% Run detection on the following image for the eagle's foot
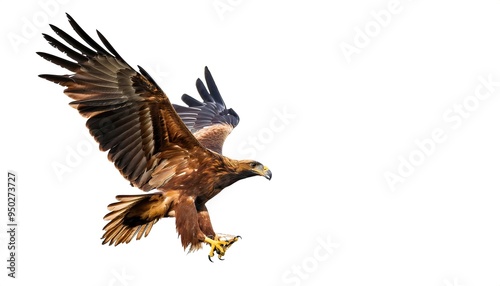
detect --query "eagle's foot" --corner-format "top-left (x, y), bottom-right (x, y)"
top-left (205, 233), bottom-right (241, 262)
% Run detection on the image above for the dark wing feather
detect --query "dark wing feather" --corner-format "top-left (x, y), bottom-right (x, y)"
top-left (38, 13), bottom-right (202, 191)
top-left (173, 67), bottom-right (240, 154)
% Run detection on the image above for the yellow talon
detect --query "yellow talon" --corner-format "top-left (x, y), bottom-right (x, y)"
top-left (204, 234), bottom-right (240, 262)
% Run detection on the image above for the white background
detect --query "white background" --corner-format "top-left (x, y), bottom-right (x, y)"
top-left (2, 0), bottom-right (500, 285)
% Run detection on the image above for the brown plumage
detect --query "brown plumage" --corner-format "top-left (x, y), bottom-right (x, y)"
top-left (38, 14), bottom-right (271, 256)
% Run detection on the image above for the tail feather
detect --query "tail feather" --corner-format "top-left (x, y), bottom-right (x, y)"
top-left (102, 191), bottom-right (178, 246)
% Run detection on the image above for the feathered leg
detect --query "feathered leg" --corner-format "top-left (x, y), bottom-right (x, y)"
top-left (197, 204), bottom-right (215, 238)
top-left (196, 203), bottom-right (240, 261)
top-left (176, 198), bottom-right (239, 261)
top-left (175, 196), bottom-right (207, 250)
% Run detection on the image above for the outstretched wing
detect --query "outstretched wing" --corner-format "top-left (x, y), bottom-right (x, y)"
top-left (38, 13), bottom-right (203, 191)
top-left (173, 67), bottom-right (239, 154)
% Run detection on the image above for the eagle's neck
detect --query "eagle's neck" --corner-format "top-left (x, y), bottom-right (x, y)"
top-left (217, 157), bottom-right (256, 189)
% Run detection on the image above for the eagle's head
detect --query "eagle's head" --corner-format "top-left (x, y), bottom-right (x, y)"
top-left (237, 160), bottom-right (272, 180)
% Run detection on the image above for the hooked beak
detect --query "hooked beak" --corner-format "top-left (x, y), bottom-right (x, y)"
top-left (263, 166), bottom-right (272, 180)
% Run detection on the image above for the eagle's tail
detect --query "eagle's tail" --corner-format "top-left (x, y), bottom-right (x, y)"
top-left (101, 191), bottom-right (178, 246)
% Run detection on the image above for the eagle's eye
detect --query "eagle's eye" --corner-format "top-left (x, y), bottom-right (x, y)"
top-left (250, 162), bottom-right (258, 169)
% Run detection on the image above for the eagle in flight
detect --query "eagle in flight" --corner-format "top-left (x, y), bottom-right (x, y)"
top-left (38, 13), bottom-right (272, 261)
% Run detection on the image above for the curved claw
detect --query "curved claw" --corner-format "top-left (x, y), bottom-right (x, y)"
top-left (204, 234), bottom-right (240, 262)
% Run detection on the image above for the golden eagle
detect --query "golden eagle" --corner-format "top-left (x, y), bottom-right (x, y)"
top-left (38, 14), bottom-right (271, 261)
